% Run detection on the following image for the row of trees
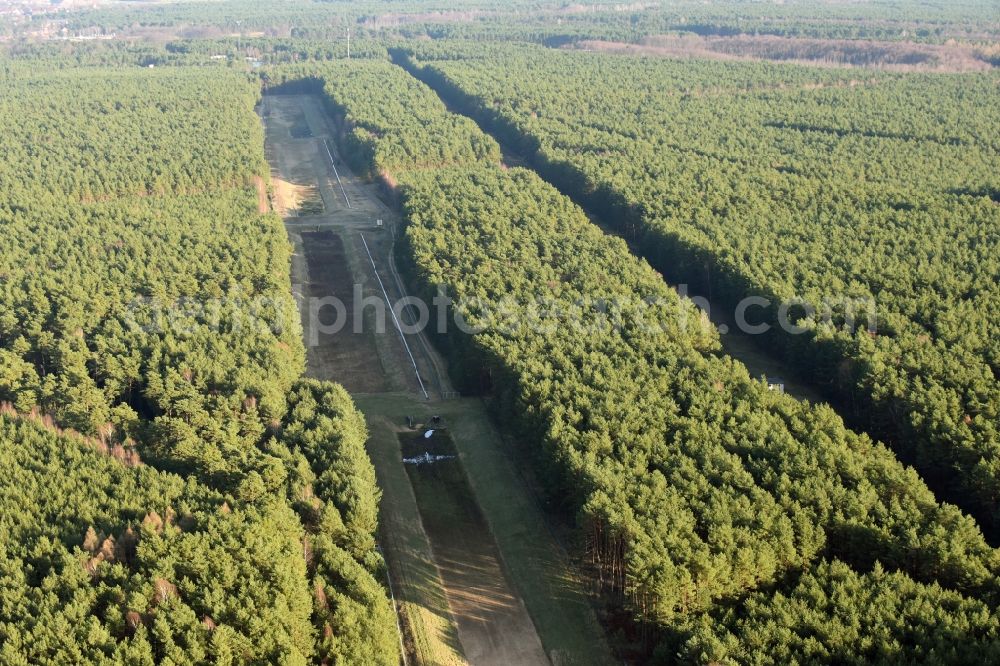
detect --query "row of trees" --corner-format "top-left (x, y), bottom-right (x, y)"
top-left (307, 60), bottom-right (1000, 660)
top-left (18, 0), bottom-right (547, 42)
top-left (2, 38), bottom-right (392, 70)
top-left (0, 64), bottom-right (396, 663)
top-left (419, 1), bottom-right (1000, 46)
top-left (10, 1), bottom-right (993, 71)
top-left (399, 42), bottom-right (1000, 533)
top-left (8, 0), bottom-right (996, 57)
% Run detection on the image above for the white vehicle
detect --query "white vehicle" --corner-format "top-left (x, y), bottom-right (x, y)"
top-left (402, 452), bottom-right (456, 465)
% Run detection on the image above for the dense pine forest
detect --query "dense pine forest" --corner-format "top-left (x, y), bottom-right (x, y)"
top-left (284, 58), bottom-right (1000, 662)
top-left (0, 64), bottom-right (397, 664)
top-left (1, 0), bottom-right (998, 664)
top-left (395, 42), bottom-right (1000, 534)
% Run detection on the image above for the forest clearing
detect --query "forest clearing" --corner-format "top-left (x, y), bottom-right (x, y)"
top-left (264, 91), bottom-right (613, 665)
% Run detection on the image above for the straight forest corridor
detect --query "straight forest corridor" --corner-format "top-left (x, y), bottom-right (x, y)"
top-left (262, 92), bottom-right (615, 666)
top-left (391, 54), bottom-right (827, 406)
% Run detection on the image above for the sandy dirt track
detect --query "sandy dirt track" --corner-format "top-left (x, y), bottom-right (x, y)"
top-left (263, 94), bottom-right (551, 666)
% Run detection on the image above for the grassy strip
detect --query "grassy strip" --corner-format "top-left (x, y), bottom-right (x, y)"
top-left (423, 396), bottom-right (617, 666)
top-left (357, 395), bottom-right (468, 666)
